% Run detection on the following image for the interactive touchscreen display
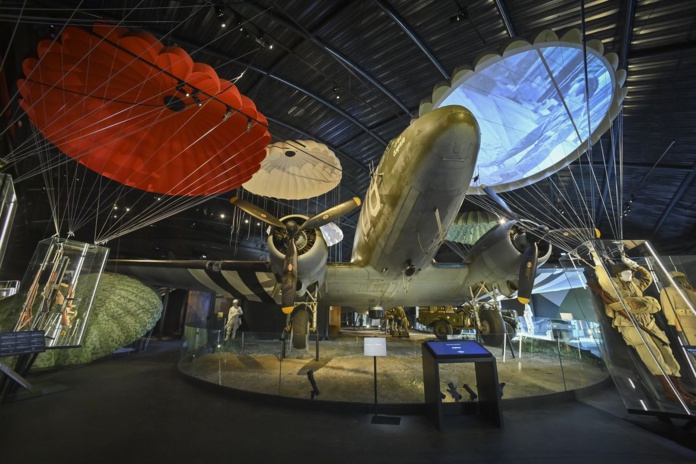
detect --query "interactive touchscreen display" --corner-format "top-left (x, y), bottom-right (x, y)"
top-left (425, 340), bottom-right (492, 358)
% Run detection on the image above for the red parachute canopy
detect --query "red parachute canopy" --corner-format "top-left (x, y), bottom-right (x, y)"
top-left (18, 23), bottom-right (270, 196)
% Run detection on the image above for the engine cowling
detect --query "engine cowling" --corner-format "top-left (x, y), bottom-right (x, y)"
top-left (463, 220), bottom-right (552, 298)
top-left (267, 215), bottom-right (328, 298)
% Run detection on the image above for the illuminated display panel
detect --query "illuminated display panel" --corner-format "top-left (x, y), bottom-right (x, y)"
top-left (433, 42), bottom-right (618, 193)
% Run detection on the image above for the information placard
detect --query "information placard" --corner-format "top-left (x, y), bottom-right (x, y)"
top-left (364, 337), bottom-right (387, 357)
top-left (0, 330), bottom-right (46, 357)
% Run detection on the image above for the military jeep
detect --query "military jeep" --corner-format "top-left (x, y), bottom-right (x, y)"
top-left (417, 304), bottom-right (518, 347)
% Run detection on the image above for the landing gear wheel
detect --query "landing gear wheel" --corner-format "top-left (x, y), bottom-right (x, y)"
top-left (291, 308), bottom-right (309, 349)
top-left (479, 310), bottom-right (505, 347)
top-left (432, 320), bottom-right (453, 340)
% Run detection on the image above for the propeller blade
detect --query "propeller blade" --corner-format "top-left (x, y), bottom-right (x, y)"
top-left (517, 242), bottom-right (538, 304)
top-left (300, 197), bottom-right (361, 231)
top-left (482, 185), bottom-right (518, 219)
top-left (281, 238), bottom-right (298, 313)
top-left (230, 197), bottom-right (285, 229)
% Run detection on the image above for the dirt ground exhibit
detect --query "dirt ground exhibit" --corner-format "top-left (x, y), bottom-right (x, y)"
top-left (183, 329), bottom-right (608, 404)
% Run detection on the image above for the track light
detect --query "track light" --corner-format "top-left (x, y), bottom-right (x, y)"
top-left (192, 89), bottom-right (202, 106)
top-left (214, 5), bottom-right (226, 27)
top-left (450, 5), bottom-right (468, 23)
top-left (253, 34), bottom-right (273, 49)
top-left (176, 81), bottom-right (190, 98)
top-left (333, 86), bottom-right (340, 100)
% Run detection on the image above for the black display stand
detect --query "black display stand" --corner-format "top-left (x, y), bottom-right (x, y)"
top-left (422, 340), bottom-right (503, 430)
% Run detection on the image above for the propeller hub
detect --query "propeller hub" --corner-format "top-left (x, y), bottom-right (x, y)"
top-left (286, 220), bottom-right (299, 237)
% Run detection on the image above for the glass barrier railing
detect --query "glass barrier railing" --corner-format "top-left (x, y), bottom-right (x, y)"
top-left (178, 317), bottom-right (608, 404)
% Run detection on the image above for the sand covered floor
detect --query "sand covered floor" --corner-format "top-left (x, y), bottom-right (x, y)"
top-left (183, 329), bottom-right (608, 404)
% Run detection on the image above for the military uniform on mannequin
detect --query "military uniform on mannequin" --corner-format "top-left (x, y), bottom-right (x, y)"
top-left (660, 271), bottom-right (696, 346)
top-left (384, 306), bottom-right (410, 337)
top-left (589, 252), bottom-right (696, 405)
top-left (224, 299), bottom-right (243, 341)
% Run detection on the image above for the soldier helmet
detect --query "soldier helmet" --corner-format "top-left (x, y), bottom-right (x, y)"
top-left (233, 299), bottom-right (239, 304)
top-left (610, 262), bottom-right (631, 276)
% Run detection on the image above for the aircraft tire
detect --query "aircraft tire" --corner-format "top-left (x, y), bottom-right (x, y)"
top-left (292, 308), bottom-right (309, 349)
top-left (432, 320), bottom-right (453, 340)
top-left (479, 310), bottom-right (504, 347)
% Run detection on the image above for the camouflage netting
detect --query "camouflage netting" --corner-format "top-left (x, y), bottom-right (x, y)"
top-left (0, 273), bottom-right (162, 367)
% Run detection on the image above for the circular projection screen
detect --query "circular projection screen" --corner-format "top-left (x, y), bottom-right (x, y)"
top-left (420, 29), bottom-right (626, 194)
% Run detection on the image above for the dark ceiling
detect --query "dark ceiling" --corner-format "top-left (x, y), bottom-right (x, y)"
top-left (1, 0), bottom-right (695, 278)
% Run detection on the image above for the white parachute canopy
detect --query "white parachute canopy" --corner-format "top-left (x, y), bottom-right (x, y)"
top-left (243, 140), bottom-right (342, 200)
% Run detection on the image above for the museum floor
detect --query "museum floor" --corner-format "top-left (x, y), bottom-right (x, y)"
top-left (0, 338), bottom-right (695, 464)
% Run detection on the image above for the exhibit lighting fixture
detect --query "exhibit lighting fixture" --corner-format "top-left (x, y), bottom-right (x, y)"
top-left (244, 219), bottom-right (249, 224)
top-left (246, 118), bottom-right (252, 132)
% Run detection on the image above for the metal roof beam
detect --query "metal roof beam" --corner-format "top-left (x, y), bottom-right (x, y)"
top-left (649, 162), bottom-right (696, 240)
top-left (494, 0), bottom-right (516, 37)
top-left (374, 0), bottom-right (449, 80)
top-left (241, 2), bottom-right (412, 116)
top-left (37, 1), bottom-right (389, 149)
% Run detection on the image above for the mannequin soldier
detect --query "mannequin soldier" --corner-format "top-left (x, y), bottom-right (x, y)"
top-left (224, 299), bottom-right (243, 341)
top-left (660, 271), bottom-right (696, 345)
top-left (589, 253), bottom-right (696, 405)
top-left (384, 306), bottom-right (410, 337)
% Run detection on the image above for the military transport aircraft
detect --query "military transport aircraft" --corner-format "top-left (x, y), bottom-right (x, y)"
top-left (109, 105), bottom-right (592, 348)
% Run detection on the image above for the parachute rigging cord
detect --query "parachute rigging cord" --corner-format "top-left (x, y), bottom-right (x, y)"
top-left (461, 2), bottom-right (631, 259)
top-left (0, 3), bottom-right (291, 245)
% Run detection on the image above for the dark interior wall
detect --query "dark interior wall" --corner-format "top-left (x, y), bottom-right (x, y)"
top-left (238, 302), bottom-right (331, 338)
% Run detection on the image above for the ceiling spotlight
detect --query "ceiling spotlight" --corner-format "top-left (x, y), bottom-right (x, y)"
top-left (333, 86), bottom-right (340, 100)
top-left (244, 219), bottom-right (249, 224)
top-left (450, 5), bottom-right (468, 23)
top-left (220, 213), bottom-right (226, 219)
top-left (253, 34), bottom-right (273, 50)
top-left (192, 90), bottom-right (202, 106)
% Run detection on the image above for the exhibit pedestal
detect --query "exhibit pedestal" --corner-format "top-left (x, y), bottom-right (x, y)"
top-left (422, 340), bottom-right (503, 430)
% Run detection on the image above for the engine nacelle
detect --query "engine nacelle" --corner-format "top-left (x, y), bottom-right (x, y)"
top-left (267, 215), bottom-right (328, 298)
top-left (463, 220), bottom-right (552, 298)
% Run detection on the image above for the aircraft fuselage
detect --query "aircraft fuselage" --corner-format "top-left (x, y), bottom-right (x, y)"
top-left (350, 105), bottom-right (480, 279)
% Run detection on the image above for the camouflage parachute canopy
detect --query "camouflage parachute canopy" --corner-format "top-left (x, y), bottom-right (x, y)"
top-left (445, 211), bottom-right (500, 245)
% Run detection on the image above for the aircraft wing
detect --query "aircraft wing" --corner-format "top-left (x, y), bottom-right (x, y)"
top-left (108, 258), bottom-right (473, 308)
top-left (106, 259), bottom-right (279, 304)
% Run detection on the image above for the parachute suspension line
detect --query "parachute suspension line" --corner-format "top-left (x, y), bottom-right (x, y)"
top-left (599, 118), bottom-right (623, 241)
top-left (38, 131), bottom-right (61, 237)
top-left (92, 119), bottom-right (251, 243)
top-left (579, 0), bottom-right (596, 226)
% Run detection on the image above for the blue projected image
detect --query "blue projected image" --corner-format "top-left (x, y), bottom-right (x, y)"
top-left (438, 44), bottom-right (615, 192)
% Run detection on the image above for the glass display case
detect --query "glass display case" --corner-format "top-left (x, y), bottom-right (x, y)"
top-left (561, 239), bottom-right (696, 417)
top-left (13, 237), bottom-right (109, 348)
